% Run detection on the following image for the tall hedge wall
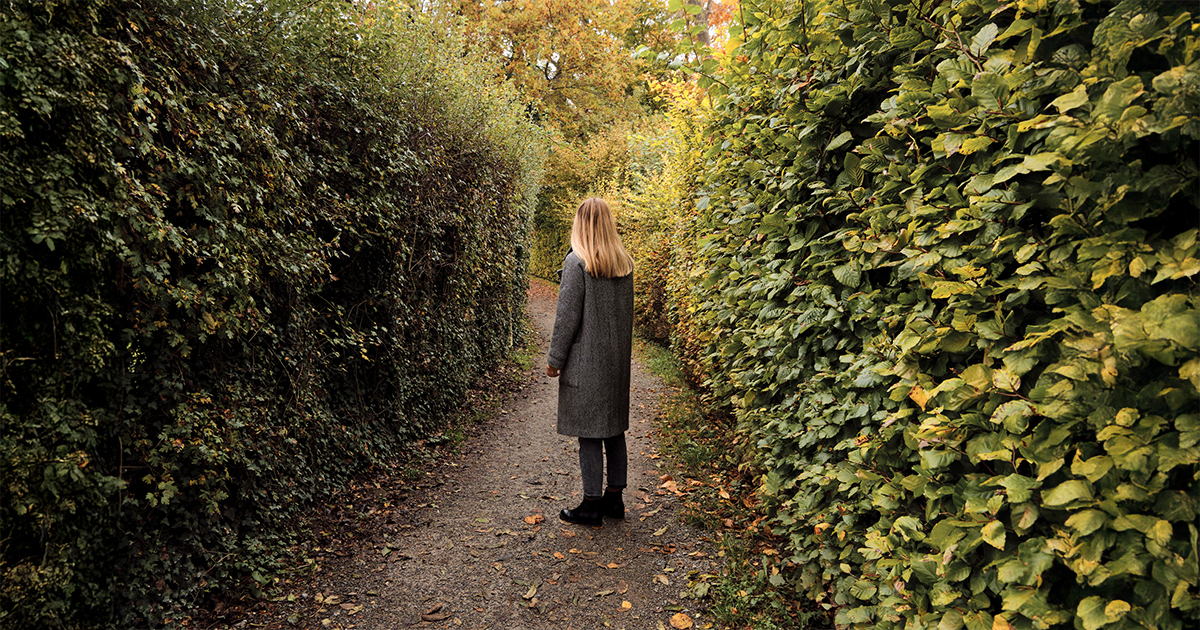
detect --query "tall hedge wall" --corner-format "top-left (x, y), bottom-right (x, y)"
top-left (685, 0), bottom-right (1198, 627)
top-left (0, 1), bottom-right (544, 627)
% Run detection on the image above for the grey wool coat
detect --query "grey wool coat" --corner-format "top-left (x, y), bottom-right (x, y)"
top-left (548, 251), bottom-right (634, 439)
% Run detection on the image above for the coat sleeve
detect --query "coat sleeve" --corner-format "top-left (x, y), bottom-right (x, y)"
top-left (548, 256), bottom-right (585, 370)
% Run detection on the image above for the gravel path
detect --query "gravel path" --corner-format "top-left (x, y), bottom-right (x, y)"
top-left (227, 278), bottom-right (714, 630)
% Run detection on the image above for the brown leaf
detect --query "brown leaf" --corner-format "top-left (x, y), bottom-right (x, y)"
top-left (424, 603), bottom-right (444, 615)
top-left (653, 574), bottom-right (670, 585)
top-left (553, 552), bottom-right (565, 560)
top-left (421, 611), bottom-right (452, 622)
top-left (524, 514), bottom-right (545, 525)
top-left (619, 600), bottom-right (632, 612)
top-left (616, 580), bottom-right (628, 594)
top-left (670, 612), bottom-right (694, 629)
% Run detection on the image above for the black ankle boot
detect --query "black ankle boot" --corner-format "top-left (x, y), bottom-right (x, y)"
top-left (560, 497), bottom-right (604, 526)
top-left (602, 490), bottom-right (625, 520)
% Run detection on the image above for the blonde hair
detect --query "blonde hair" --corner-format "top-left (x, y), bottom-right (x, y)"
top-left (570, 198), bottom-right (634, 278)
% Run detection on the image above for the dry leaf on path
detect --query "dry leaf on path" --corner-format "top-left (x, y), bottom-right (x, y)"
top-left (421, 602), bottom-right (451, 622)
top-left (522, 584), bottom-right (538, 600)
top-left (619, 600), bottom-right (632, 611)
top-left (617, 580), bottom-right (628, 594)
top-left (670, 612), bottom-right (694, 628)
top-left (553, 552), bottom-right (565, 560)
top-left (524, 514), bottom-right (544, 525)
top-left (653, 574), bottom-right (670, 585)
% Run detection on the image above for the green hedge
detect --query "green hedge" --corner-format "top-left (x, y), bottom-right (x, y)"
top-left (686, 0), bottom-right (1198, 627)
top-left (0, 1), bottom-right (543, 627)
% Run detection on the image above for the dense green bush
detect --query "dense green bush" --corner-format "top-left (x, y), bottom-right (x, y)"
top-left (677, 0), bottom-right (1198, 627)
top-left (0, 1), bottom-right (543, 626)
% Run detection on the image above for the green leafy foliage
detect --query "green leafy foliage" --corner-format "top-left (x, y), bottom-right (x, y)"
top-left (0, 1), bottom-right (544, 627)
top-left (671, 0), bottom-right (1199, 627)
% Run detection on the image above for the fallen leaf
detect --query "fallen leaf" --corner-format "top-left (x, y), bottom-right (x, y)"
top-left (424, 603), bottom-right (444, 615)
top-left (722, 518), bottom-right (734, 528)
top-left (421, 611), bottom-right (451, 622)
top-left (522, 584), bottom-right (538, 600)
top-left (603, 562), bottom-right (627, 569)
top-left (617, 580), bottom-right (628, 594)
top-left (553, 552), bottom-right (565, 560)
top-left (653, 526), bottom-right (668, 536)
top-left (670, 612), bottom-right (694, 629)
top-left (524, 514), bottom-right (545, 525)
top-left (718, 488), bottom-right (730, 500)
top-left (596, 589), bottom-right (615, 597)
top-left (653, 574), bottom-right (670, 585)
top-left (620, 600), bottom-right (632, 612)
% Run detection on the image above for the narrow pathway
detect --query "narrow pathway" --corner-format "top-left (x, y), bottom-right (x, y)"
top-left (235, 279), bottom-right (714, 630)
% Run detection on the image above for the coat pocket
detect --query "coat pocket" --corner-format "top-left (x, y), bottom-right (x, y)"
top-left (561, 342), bottom-right (585, 388)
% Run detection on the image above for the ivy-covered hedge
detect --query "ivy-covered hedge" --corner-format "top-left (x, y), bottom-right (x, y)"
top-left (684, 0), bottom-right (1198, 627)
top-left (0, 1), bottom-right (543, 627)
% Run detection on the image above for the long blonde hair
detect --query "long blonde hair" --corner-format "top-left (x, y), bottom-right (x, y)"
top-left (570, 198), bottom-right (634, 278)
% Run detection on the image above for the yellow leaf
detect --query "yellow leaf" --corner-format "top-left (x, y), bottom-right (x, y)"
top-left (909, 385), bottom-right (930, 410)
top-left (670, 612), bottom-right (695, 629)
top-left (619, 600), bottom-right (632, 611)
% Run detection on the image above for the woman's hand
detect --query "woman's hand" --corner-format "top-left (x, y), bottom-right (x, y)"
top-left (546, 366), bottom-right (560, 377)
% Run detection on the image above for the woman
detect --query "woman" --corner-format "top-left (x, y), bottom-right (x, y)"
top-left (546, 198), bottom-right (635, 527)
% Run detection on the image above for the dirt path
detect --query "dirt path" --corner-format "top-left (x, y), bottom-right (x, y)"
top-left (227, 279), bottom-right (714, 630)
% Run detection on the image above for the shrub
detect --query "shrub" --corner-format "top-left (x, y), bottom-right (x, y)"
top-left (0, 1), bottom-right (543, 626)
top-left (681, 0), bottom-right (1199, 627)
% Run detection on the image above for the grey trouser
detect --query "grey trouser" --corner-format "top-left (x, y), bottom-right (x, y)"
top-left (578, 434), bottom-right (627, 499)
